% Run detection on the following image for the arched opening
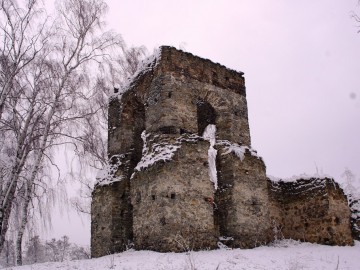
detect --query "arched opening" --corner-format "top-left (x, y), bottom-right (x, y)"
top-left (197, 99), bottom-right (216, 136)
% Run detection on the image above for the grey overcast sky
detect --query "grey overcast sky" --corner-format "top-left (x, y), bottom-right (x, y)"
top-left (105, 0), bottom-right (360, 180)
top-left (52, 0), bottom-right (360, 245)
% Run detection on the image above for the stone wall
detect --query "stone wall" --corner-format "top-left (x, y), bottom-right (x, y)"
top-left (216, 147), bottom-right (272, 248)
top-left (268, 178), bottom-right (353, 246)
top-left (143, 46), bottom-right (251, 145)
top-left (91, 46), bottom-right (355, 257)
top-left (91, 180), bottom-right (132, 257)
top-left (131, 134), bottom-right (218, 251)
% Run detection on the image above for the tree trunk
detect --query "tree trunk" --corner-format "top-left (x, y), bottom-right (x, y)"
top-left (15, 180), bottom-right (33, 266)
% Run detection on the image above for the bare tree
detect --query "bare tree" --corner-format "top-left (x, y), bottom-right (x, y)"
top-left (341, 168), bottom-right (360, 240)
top-left (353, 1), bottom-right (360, 32)
top-left (0, 239), bottom-right (15, 266)
top-left (24, 235), bottom-right (45, 264)
top-left (0, 0), bottom-right (123, 265)
top-left (0, 0), bottom-right (48, 121)
top-left (0, 0), bottom-right (50, 261)
top-left (45, 236), bottom-right (72, 262)
top-left (70, 44), bottom-right (148, 215)
top-left (353, 13), bottom-right (360, 32)
top-left (24, 235), bottom-right (88, 263)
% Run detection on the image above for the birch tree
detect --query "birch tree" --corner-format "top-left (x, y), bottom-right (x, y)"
top-left (0, 0), bottom-right (47, 121)
top-left (0, 0), bottom-right (123, 265)
top-left (0, 0), bottom-right (50, 259)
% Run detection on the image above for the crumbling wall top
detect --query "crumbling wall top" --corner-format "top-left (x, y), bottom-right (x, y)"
top-left (157, 46), bottom-right (246, 96)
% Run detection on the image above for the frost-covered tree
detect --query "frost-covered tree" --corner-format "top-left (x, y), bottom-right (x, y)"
top-left (45, 236), bottom-right (71, 262)
top-left (24, 236), bottom-right (46, 264)
top-left (0, 239), bottom-right (15, 267)
top-left (0, 0), bottom-right (52, 261)
top-left (341, 168), bottom-right (360, 240)
top-left (0, 0), bottom-right (126, 265)
top-left (69, 244), bottom-right (90, 260)
top-left (57, 235), bottom-right (71, 262)
top-left (23, 235), bottom-right (88, 264)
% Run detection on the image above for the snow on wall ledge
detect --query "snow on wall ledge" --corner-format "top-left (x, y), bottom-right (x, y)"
top-left (133, 131), bottom-right (181, 173)
top-left (131, 132), bottom-right (203, 171)
top-left (109, 48), bottom-right (162, 101)
top-left (95, 154), bottom-right (124, 186)
top-left (268, 173), bottom-right (334, 183)
top-left (217, 139), bottom-right (262, 161)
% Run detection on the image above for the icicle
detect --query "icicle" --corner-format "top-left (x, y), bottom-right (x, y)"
top-left (203, 124), bottom-right (218, 190)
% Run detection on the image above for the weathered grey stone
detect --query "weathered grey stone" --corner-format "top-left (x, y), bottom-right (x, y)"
top-left (131, 135), bottom-right (218, 252)
top-left (268, 178), bottom-right (353, 246)
top-left (91, 46), bottom-right (354, 258)
top-left (91, 180), bottom-right (133, 257)
top-left (216, 148), bottom-right (272, 248)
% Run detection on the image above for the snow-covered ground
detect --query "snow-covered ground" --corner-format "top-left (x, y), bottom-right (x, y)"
top-left (5, 240), bottom-right (359, 270)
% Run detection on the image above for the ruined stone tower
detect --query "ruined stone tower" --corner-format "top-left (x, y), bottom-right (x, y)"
top-left (91, 46), bottom-right (354, 258)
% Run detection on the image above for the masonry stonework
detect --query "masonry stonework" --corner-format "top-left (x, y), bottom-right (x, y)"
top-left (268, 178), bottom-right (353, 245)
top-left (91, 46), bottom-right (354, 257)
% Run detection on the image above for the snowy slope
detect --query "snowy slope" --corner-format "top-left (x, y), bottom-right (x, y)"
top-left (5, 240), bottom-right (360, 270)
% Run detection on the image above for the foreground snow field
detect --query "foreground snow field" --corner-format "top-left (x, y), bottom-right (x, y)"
top-left (5, 240), bottom-right (360, 270)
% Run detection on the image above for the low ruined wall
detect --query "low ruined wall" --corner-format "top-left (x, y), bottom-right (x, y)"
top-left (268, 178), bottom-right (353, 246)
top-left (157, 46), bottom-right (246, 97)
top-left (91, 180), bottom-right (133, 257)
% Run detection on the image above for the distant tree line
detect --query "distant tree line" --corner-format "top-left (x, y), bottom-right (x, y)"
top-left (0, 235), bottom-right (89, 267)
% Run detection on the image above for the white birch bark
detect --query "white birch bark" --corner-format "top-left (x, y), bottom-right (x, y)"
top-left (4, 0), bottom-right (123, 262)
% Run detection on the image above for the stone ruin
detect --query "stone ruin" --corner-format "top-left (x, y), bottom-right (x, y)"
top-left (91, 46), bottom-right (355, 258)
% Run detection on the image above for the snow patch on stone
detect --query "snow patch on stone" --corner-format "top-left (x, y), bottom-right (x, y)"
top-left (110, 48), bottom-right (162, 101)
top-left (268, 173), bottom-right (334, 183)
top-left (96, 154), bottom-right (124, 186)
top-left (219, 236), bottom-right (234, 241)
top-left (203, 124), bottom-right (218, 190)
top-left (217, 140), bottom-right (260, 161)
top-left (268, 175), bottom-right (340, 197)
top-left (134, 131), bottom-right (181, 172)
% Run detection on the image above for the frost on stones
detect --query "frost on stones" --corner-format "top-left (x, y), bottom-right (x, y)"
top-left (133, 131), bottom-right (181, 173)
top-left (218, 140), bottom-right (261, 162)
top-left (109, 48), bottom-right (162, 101)
top-left (95, 154), bottom-right (124, 186)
